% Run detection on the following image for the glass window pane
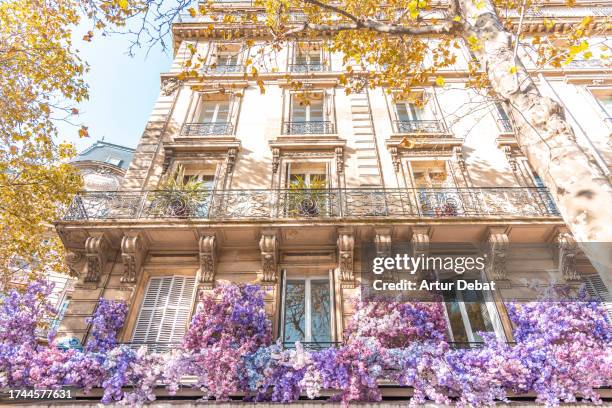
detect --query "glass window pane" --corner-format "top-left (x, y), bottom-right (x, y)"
top-left (283, 281), bottom-right (306, 343)
top-left (310, 280), bottom-right (331, 343)
top-left (444, 302), bottom-right (469, 343)
top-left (396, 103), bottom-right (411, 121)
top-left (292, 101), bottom-right (307, 121)
top-left (309, 100), bottom-right (324, 121)
top-left (216, 101), bottom-right (230, 122)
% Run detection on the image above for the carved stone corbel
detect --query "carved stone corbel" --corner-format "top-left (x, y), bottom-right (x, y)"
top-left (335, 147), bottom-right (345, 174)
top-left (411, 227), bottom-right (430, 275)
top-left (120, 231), bottom-right (148, 283)
top-left (64, 251), bottom-right (83, 276)
top-left (259, 231), bottom-right (278, 283)
top-left (161, 77), bottom-right (182, 96)
top-left (556, 229), bottom-right (579, 281)
top-left (453, 146), bottom-right (466, 172)
top-left (389, 147), bottom-right (401, 172)
top-left (375, 228), bottom-right (393, 281)
top-left (226, 148), bottom-right (238, 174)
top-left (84, 234), bottom-right (109, 283)
top-left (485, 227), bottom-right (510, 281)
top-left (503, 146), bottom-right (518, 172)
top-left (198, 235), bottom-right (217, 289)
top-left (272, 148), bottom-right (280, 174)
top-left (337, 229), bottom-right (355, 286)
top-left (411, 227), bottom-right (430, 258)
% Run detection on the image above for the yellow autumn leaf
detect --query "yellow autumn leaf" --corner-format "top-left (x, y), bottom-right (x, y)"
top-left (543, 19), bottom-right (554, 30)
top-left (435, 76), bottom-right (445, 86)
top-left (118, 0), bottom-right (128, 10)
top-left (188, 7), bottom-right (196, 18)
top-left (509, 66), bottom-right (517, 74)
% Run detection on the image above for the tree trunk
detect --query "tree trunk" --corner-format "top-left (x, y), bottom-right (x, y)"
top-left (458, 0), bottom-right (612, 290)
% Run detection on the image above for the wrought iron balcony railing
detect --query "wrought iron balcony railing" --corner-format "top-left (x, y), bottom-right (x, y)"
top-left (62, 187), bottom-right (560, 221)
top-left (181, 122), bottom-right (234, 136)
top-left (289, 63), bottom-right (328, 72)
top-left (394, 120), bottom-right (447, 134)
top-left (497, 118), bottom-right (513, 133)
top-left (283, 120), bottom-right (335, 134)
top-left (208, 64), bottom-right (243, 74)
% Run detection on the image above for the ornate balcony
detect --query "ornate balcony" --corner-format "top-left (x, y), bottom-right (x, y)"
top-left (62, 187), bottom-right (560, 221)
top-left (289, 63), bottom-right (328, 72)
top-left (282, 120), bottom-right (335, 134)
top-left (394, 120), bottom-right (447, 134)
top-left (208, 64), bottom-right (243, 74)
top-left (181, 122), bottom-right (234, 136)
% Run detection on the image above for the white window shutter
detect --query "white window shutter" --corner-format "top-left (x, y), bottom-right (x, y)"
top-left (583, 274), bottom-right (612, 322)
top-left (132, 276), bottom-right (196, 344)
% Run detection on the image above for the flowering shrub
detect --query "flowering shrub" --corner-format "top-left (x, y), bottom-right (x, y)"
top-left (1, 280), bottom-right (610, 407)
top-left (86, 299), bottom-right (128, 352)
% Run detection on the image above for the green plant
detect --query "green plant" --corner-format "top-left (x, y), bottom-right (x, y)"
top-left (287, 176), bottom-right (328, 217)
top-left (149, 165), bottom-right (210, 217)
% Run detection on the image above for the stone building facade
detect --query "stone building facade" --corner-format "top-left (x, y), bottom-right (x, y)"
top-left (55, 0), bottom-right (611, 360)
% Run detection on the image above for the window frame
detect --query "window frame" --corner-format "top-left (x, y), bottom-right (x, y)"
top-left (279, 269), bottom-right (336, 345)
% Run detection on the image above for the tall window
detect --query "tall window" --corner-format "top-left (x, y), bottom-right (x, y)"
top-left (442, 284), bottom-right (503, 344)
top-left (286, 92), bottom-right (332, 134)
top-left (132, 276), bottom-right (196, 345)
top-left (210, 44), bottom-right (242, 73)
top-left (183, 97), bottom-right (233, 136)
top-left (286, 162), bottom-right (329, 216)
top-left (281, 273), bottom-right (333, 346)
top-left (291, 43), bottom-right (325, 72)
top-left (196, 100), bottom-right (230, 123)
top-left (410, 161), bottom-right (460, 216)
top-left (393, 98), bottom-right (444, 133)
top-left (396, 101), bottom-right (423, 122)
top-left (182, 171), bottom-right (216, 190)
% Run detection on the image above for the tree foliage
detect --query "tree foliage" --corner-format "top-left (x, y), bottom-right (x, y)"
top-left (0, 0), bottom-right (85, 284)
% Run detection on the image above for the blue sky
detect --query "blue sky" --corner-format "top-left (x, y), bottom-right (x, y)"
top-left (59, 24), bottom-right (173, 153)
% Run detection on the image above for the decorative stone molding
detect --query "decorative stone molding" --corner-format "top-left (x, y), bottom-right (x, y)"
top-left (502, 146), bottom-right (519, 172)
top-left (337, 229), bottom-right (355, 287)
top-left (375, 228), bottom-right (393, 281)
top-left (555, 229), bottom-right (579, 281)
top-left (389, 147), bottom-right (401, 172)
top-left (198, 234), bottom-right (217, 289)
top-left (335, 147), bottom-right (345, 174)
top-left (411, 227), bottom-right (430, 258)
top-left (374, 229), bottom-right (392, 258)
top-left (64, 251), bottom-right (83, 276)
top-left (259, 231), bottom-right (279, 283)
top-left (161, 77), bottom-right (182, 96)
top-left (485, 227), bottom-right (510, 281)
top-left (226, 147), bottom-right (238, 174)
top-left (84, 234), bottom-right (109, 283)
top-left (272, 148), bottom-right (280, 174)
top-left (120, 231), bottom-right (147, 284)
top-left (453, 146), bottom-right (466, 172)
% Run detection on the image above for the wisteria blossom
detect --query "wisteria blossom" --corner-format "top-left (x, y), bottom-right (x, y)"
top-left (0, 280), bottom-right (610, 406)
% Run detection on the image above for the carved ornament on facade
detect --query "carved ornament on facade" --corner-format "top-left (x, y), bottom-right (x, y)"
top-left (375, 228), bottom-right (393, 281)
top-left (226, 147), bottom-right (238, 174)
top-left (556, 229), bottom-right (579, 281)
top-left (485, 227), bottom-right (510, 281)
top-left (411, 227), bottom-right (430, 258)
top-left (335, 147), bottom-right (345, 174)
top-left (161, 77), bottom-right (182, 96)
top-left (502, 146), bottom-right (519, 172)
top-left (272, 148), bottom-right (280, 174)
top-left (198, 235), bottom-right (217, 289)
top-left (337, 229), bottom-right (355, 286)
top-left (84, 234), bottom-right (109, 283)
top-left (120, 231), bottom-right (148, 284)
top-left (64, 251), bottom-right (83, 276)
top-left (389, 147), bottom-right (401, 172)
top-left (453, 146), bottom-right (466, 172)
top-left (259, 231), bottom-right (279, 283)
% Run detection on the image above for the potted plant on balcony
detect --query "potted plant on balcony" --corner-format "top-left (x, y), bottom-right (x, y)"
top-left (148, 165), bottom-right (209, 217)
top-left (287, 176), bottom-right (327, 217)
